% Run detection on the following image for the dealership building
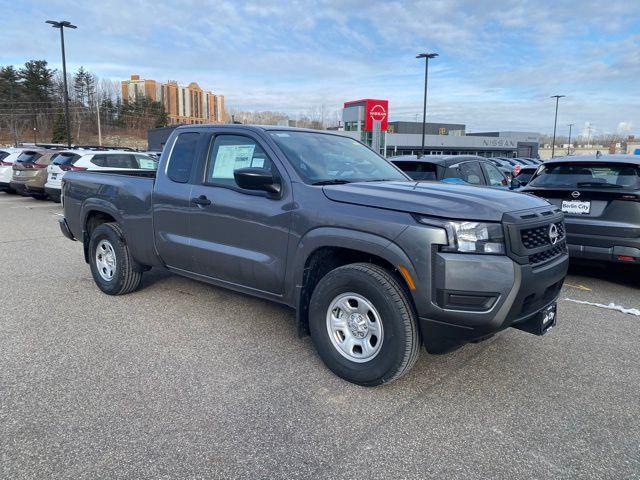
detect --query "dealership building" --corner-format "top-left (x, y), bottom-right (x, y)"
top-left (340, 99), bottom-right (539, 158)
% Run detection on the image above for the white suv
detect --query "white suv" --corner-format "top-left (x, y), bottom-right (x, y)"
top-left (0, 148), bottom-right (29, 194)
top-left (45, 150), bottom-right (158, 202)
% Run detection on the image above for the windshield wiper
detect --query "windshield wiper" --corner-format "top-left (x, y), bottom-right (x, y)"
top-left (311, 179), bottom-right (352, 186)
top-left (576, 182), bottom-right (623, 189)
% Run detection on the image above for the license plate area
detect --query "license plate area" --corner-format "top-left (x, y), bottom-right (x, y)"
top-left (513, 303), bottom-right (557, 336)
top-left (562, 200), bottom-right (590, 214)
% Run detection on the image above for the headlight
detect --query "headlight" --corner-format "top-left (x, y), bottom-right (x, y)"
top-left (441, 221), bottom-right (505, 254)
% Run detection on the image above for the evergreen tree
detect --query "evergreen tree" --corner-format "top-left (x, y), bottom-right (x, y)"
top-left (19, 60), bottom-right (55, 103)
top-left (51, 113), bottom-right (69, 143)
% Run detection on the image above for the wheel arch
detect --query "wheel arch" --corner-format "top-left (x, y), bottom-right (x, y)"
top-left (291, 227), bottom-right (419, 336)
top-left (81, 201), bottom-right (123, 263)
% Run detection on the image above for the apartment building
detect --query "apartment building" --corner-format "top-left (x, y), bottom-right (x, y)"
top-left (121, 75), bottom-right (225, 125)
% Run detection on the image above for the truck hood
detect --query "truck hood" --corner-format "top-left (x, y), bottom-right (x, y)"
top-left (322, 181), bottom-right (550, 222)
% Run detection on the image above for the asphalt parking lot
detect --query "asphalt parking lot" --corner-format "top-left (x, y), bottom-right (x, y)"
top-left (1, 192), bottom-right (639, 480)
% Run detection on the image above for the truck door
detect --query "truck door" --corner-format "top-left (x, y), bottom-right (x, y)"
top-left (152, 131), bottom-right (203, 270)
top-left (188, 132), bottom-right (292, 295)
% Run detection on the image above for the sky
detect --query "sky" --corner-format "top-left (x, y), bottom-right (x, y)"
top-left (1, 0), bottom-right (639, 136)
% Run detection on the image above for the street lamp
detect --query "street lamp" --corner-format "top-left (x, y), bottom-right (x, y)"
top-left (567, 123), bottom-right (574, 156)
top-left (550, 95), bottom-right (565, 158)
top-left (416, 52), bottom-right (438, 158)
top-left (46, 20), bottom-right (77, 148)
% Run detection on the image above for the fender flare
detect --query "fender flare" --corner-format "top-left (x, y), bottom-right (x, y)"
top-left (289, 227), bottom-right (419, 333)
top-left (80, 200), bottom-right (125, 262)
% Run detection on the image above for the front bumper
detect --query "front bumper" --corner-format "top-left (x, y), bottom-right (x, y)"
top-left (0, 181), bottom-right (11, 191)
top-left (419, 252), bottom-right (568, 353)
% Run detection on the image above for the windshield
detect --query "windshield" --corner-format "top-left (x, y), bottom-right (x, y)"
top-left (528, 163), bottom-right (640, 189)
top-left (268, 131), bottom-right (408, 184)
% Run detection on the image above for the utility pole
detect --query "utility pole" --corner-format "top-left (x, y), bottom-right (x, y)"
top-left (567, 123), bottom-right (574, 155)
top-left (46, 20), bottom-right (77, 148)
top-left (96, 98), bottom-right (102, 146)
top-left (550, 95), bottom-right (565, 158)
top-left (416, 52), bottom-right (438, 158)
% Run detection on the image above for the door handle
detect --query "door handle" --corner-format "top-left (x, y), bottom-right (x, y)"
top-left (192, 195), bottom-right (211, 206)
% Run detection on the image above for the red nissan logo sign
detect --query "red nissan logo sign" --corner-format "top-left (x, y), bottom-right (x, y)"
top-left (369, 104), bottom-right (387, 122)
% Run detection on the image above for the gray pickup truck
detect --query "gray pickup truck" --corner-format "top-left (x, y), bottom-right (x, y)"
top-left (60, 125), bottom-right (568, 386)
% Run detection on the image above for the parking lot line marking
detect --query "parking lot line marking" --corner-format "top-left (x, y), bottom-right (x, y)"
top-left (564, 298), bottom-right (640, 316)
top-left (564, 283), bottom-right (592, 291)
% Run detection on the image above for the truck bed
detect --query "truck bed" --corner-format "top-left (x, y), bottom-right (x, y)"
top-left (62, 170), bottom-right (160, 267)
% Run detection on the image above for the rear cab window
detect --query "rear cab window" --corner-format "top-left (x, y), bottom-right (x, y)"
top-left (529, 163), bottom-right (640, 190)
top-left (167, 132), bottom-right (200, 183)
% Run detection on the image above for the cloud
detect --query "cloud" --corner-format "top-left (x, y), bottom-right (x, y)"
top-left (0, 0), bottom-right (638, 134)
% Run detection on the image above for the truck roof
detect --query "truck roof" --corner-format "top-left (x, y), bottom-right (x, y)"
top-left (174, 124), bottom-right (353, 137)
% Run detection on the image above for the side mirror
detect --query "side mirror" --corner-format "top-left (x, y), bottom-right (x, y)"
top-left (234, 167), bottom-right (281, 195)
top-left (510, 177), bottom-right (523, 189)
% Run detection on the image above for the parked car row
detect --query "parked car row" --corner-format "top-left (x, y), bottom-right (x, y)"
top-left (0, 146), bottom-right (158, 202)
top-left (389, 154), bottom-right (527, 189)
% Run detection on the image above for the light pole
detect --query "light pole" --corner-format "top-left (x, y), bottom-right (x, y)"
top-left (46, 20), bottom-right (77, 148)
top-left (567, 123), bottom-right (574, 155)
top-left (416, 52), bottom-right (438, 158)
top-left (550, 95), bottom-right (565, 158)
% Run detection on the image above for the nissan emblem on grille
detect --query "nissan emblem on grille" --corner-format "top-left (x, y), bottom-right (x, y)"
top-left (571, 191), bottom-right (580, 198)
top-left (549, 224), bottom-right (559, 245)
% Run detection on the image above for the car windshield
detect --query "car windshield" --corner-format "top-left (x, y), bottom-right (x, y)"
top-left (392, 161), bottom-right (438, 181)
top-left (528, 162), bottom-right (640, 189)
top-left (268, 131), bottom-right (408, 184)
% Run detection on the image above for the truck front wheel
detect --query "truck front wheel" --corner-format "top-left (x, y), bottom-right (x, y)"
top-left (309, 263), bottom-right (420, 386)
top-left (88, 222), bottom-right (142, 295)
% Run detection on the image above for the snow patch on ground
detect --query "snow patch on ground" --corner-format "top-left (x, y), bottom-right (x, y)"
top-left (564, 298), bottom-right (640, 316)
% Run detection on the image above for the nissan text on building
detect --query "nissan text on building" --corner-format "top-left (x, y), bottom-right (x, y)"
top-left (340, 98), bottom-right (539, 158)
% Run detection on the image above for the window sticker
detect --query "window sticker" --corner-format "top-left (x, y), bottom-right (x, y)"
top-left (212, 144), bottom-right (256, 179)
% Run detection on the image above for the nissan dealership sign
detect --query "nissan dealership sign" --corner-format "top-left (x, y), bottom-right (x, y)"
top-left (343, 99), bottom-right (389, 131)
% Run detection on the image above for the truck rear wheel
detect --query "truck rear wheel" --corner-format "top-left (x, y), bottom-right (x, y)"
top-left (309, 263), bottom-right (420, 386)
top-left (89, 222), bottom-right (142, 295)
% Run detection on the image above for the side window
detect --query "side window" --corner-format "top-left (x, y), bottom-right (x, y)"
top-left (106, 154), bottom-right (137, 169)
top-left (484, 163), bottom-right (507, 186)
top-left (91, 154), bottom-right (108, 167)
top-left (459, 162), bottom-right (484, 185)
top-left (135, 154), bottom-right (158, 170)
top-left (167, 132), bottom-right (200, 183)
top-left (443, 163), bottom-right (483, 185)
top-left (206, 135), bottom-right (276, 188)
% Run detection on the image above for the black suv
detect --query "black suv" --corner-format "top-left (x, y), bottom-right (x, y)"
top-left (523, 154), bottom-right (640, 264)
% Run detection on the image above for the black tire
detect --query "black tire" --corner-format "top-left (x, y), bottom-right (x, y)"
top-left (88, 222), bottom-right (143, 295)
top-left (309, 263), bottom-right (420, 386)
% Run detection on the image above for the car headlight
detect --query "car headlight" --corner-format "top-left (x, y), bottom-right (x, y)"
top-left (441, 221), bottom-right (505, 254)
